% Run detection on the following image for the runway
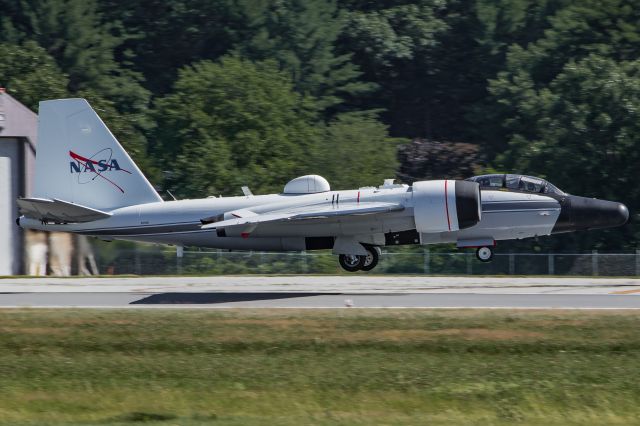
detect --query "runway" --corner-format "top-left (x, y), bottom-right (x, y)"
top-left (1, 292), bottom-right (640, 309)
top-left (0, 276), bottom-right (639, 308)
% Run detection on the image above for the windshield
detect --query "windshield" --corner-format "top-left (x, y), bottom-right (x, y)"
top-left (466, 174), bottom-right (565, 195)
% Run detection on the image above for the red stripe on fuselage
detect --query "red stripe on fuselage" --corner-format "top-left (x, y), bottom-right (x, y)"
top-left (444, 180), bottom-right (451, 231)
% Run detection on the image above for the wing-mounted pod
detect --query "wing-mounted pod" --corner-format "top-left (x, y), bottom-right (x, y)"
top-left (412, 180), bottom-right (481, 233)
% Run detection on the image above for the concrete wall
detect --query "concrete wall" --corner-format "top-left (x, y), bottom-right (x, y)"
top-left (0, 92), bottom-right (37, 275)
top-left (0, 138), bottom-right (22, 274)
top-left (0, 92), bottom-right (37, 196)
top-left (0, 156), bottom-right (13, 274)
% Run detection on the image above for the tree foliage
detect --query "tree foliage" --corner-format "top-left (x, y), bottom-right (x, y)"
top-left (341, 0), bottom-right (449, 137)
top-left (319, 113), bottom-right (401, 189)
top-left (236, 0), bottom-right (373, 113)
top-left (1, 0), bottom-right (638, 250)
top-left (98, 0), bottom-right (247, 95)
top-left (485, 0), bottom-right (640, 248)
top-left (0, 41), bottom-right (68, 109)
top-left (491, 55), bottom-right (640, 248)
top-left (0, 0), bottom-right (152, 165)
top-left (153, 57), bottom-right (320, 198)
top-left (397, 139), bottom-right (483, 183)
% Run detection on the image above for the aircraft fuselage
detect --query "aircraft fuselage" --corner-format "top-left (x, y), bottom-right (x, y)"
top-left (20, 183), bottom-right (627, 255)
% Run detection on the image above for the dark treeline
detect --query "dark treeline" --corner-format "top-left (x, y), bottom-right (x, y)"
top-left (1, 0), bottom-right (638, 251)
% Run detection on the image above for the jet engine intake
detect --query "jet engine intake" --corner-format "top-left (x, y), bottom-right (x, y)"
top-left (413, 180), bottom-right (481, 233)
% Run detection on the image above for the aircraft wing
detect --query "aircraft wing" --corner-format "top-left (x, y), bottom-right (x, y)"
top-left (201, 202), bottom-right (404, 231)
top-left (17, 197), bottom-right (112, 223)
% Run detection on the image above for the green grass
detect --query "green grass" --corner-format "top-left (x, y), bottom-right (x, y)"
top-left (1, 309), bottom-right (640, 425)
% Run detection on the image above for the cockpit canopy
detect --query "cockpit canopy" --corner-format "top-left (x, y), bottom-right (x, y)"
top-left (466, 174), bottom-right (565, 195)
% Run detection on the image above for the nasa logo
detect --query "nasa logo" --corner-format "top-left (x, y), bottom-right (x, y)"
top-left (69, 148), bottom-right (132, 193)
top-left (70, 156), bottom-right (121, 173)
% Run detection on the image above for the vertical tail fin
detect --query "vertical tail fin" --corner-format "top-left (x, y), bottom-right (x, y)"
top-left (34, 98), bottom-right (162, 210)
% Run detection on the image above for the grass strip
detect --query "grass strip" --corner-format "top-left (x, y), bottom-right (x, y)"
top-left (1, 309), bottom-right (639, 425)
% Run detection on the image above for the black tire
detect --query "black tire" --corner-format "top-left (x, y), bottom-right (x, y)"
top-left (361, 246), bottom-right (380, 271)
top-left (476, 246), bottom-right (493, 262)
top-left (339, 254), bottom-right (365, 272)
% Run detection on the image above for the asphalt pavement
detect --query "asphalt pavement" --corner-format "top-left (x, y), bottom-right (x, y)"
top-left (0, 276), bottom-right (639, 308)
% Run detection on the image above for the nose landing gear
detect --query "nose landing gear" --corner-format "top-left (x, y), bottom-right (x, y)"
top-left (338, 245), bottom-right (380, 272)
top-left (475, 246), bottom-right (493, 262)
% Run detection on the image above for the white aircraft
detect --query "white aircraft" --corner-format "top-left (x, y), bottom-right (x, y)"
top-left (17, 99), bottom-right (629, 271)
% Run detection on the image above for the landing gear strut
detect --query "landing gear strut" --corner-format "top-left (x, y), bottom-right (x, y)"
top-left (338, 246), bottom-right (380, 272)
top-left (476, 246), bottom-right (493, 262)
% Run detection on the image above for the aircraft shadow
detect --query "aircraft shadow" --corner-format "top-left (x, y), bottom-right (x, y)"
top-left (130, 292), bottom-right (341, 305)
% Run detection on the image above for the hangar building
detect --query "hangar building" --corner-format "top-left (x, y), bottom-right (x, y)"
top-left (0, 88), bottom-right (37, 275)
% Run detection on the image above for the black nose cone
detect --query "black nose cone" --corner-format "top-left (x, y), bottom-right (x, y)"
top-left (552, 196), bottom-right (629, 234)
top-left (615, 203), bottom-right (630, 226)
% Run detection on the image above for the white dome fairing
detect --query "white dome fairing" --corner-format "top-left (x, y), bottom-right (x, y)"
top-left (283, 175), bottom-right (330, 194)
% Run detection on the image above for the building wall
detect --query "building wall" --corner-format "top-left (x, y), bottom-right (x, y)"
top-left (0, 138), bottom-right (20, 274)
top-left (0, 91), bottom-right (37, 275)
top-left (0, 91), bottom-right (36, 196)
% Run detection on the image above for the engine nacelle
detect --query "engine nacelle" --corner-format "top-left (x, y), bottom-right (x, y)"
top-left (413, 180), bottom-right (481, 233)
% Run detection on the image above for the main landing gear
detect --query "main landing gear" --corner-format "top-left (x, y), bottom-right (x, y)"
top-left (339, 246), bottom-right (380, 272)
top-left (475, 246), bottom-right (494, 262)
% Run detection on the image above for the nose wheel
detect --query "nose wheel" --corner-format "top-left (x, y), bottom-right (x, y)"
top-left (339, 246), bottom-right (380, 272)
top-left (476, 246), bottom-right (493, 262)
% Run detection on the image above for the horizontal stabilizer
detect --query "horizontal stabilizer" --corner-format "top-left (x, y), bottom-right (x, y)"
top-left (201, 202), bottom-right (404, 231)
top-left (17, 197), bottom-right (112, 223)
